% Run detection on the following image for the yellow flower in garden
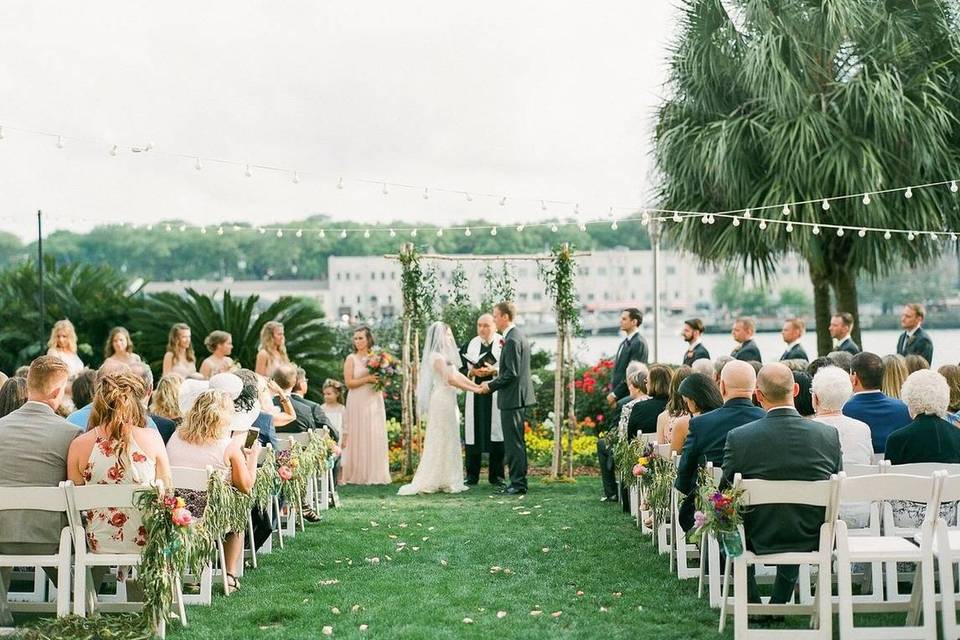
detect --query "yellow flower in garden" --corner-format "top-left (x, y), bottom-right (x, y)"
top-left (290, 459), bottom-right (299, 468)
top-left (175, 497), bottom-right (186, 508)
top-left (638, 456), bottom-right (649, 466)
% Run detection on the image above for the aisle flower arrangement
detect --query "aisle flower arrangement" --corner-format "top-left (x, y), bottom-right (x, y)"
top-left (688, 468), bottom-right (746, 557)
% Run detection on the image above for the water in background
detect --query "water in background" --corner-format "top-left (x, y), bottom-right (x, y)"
top-left (533, 329), bottom-right (960, 368)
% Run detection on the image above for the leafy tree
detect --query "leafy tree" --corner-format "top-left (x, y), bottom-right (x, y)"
top-left (440, 264), bottom-right (479, 345)
top-left (712, 271), bottom-right (744, 312)
top-left (779, 287), bottom-right (811, 315)
top-left (131, 290), bottom-right (338, 402)
top-left (654, 0), bottom-right (960, 355)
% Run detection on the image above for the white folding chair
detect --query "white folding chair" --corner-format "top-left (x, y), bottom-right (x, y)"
top-left (718, 474), bottom-right (838, 639)
top-left (671, 451), bottom-right (700, 579)
top-left (653, 443), bottom-right (673, 554)
top-left (834, 463), bottom-right (885, 603)
top-left (934, 474), bottom-right (960, 640)
top-left (275, 437), bottom-right (304, 535)
top-left (696, 462), bottom-right (725, 608)
top-left (834, 472), bottom-right (942, 640)
top-left (0, 483), bottom-right (73, 618)
top-left (66, 481), bottom-right (184, 639)
top-left (168, 466), bottom-right (226, 604)
top-left (881, 462), bottom-right (960, 602)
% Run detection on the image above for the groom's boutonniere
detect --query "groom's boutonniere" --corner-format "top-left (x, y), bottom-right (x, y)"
top-left (499, 338), bottom-right (505, 347)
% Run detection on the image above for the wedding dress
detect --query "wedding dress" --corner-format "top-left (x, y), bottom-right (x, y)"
top-left (398, 351), bottom-right (468, 495)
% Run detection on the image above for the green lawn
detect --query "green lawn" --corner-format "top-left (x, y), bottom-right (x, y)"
top-left (170, 478), bottom-right (728, 640)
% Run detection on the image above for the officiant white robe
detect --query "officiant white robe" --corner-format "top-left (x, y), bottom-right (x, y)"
top-left (464, 333), bottom-right (503, 445)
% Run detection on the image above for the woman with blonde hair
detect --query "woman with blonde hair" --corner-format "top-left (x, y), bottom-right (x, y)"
top-left (881, 354), bottom-right (909, 399)
top-left (67, 372), bottom-right (170, 553)
top-left (200, 330), bottom-right (235, 378)
top-left (655, 365), bottom-right (692, 448)
top-left (255, 321), bottom-right (289, 377)
top-left (47, 319), bottom-right (85, 378)
top-left (150, 373), bottom-right (184, 425)
top-left (163, 323), bottom-right (199, 379)
top-left (166, 388), bottom-right (261, 593)
top-left (103, 327), bottom-right (141, 366)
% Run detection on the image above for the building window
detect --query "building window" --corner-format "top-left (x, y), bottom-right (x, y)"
top-left (387, 295), bottom-right (393, 303)
top-left (345, 273), bottom-right (351, 281)
top-left (519, 293), bottom-right (528, 301)
top-left (633, 267), bottom-right (641, 275)
top-left (391, 272), bottom-right (397, 280)
top-left (617, 267), bottom-right (625, 276)
top-left (336, 273), bottom-right (342, 281)
top-left (666, 266), bottom-right (676, 275)
top-left (598, 267), bottom-right (607, 276)
top-left (356, 295), bottom-right (361, 304)
top-left (532, 293), bottom-right (542, 301)
top-left (340, 296), bottom-right (345, 304)
top-left (587, 293), bottom-right (595, 301)
top-left (381, 272), bottom-right (386, 280)
top-left (370, 272), bottom-right (376, 280)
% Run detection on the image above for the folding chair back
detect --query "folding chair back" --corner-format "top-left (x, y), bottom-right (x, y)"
top-left (169, 466), bottom-right (214, 491)
top-left (843, 463), bottom-right (881, 477)
top-left (884, 461), bottom-right (960, 477)
top-left (840, 473), bottom-right (937, 506)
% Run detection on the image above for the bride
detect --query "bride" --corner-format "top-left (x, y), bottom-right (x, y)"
top-left (398, 321), bottom-right (484, 495)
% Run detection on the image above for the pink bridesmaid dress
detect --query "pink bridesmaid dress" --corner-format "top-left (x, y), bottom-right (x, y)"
top-left (340, 354), bottom-right (391, 485)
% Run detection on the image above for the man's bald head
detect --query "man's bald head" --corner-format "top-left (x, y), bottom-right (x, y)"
top-left (756, 363), bottom-right (798, 409)
top-left (476, 314), bottom-right (495, 341)
top-left (719, 360), bottom-right (757, 401)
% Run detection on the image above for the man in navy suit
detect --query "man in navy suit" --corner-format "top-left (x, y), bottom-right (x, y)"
top-left (829, 312), bottom-right (861, 355)
top-left (722, 363), bottom-right (842, 604)
top-left (731, 317), bottom-right (762, 362)
top-left (842, 352), bottom-right (911, 454)
top-left (779, 318), bottom-right (809, 362)
top-left (896, 303), bottom-right (934, 365)
top-left (606, 308), bottom-right (649, 406)
top-left (682, 318), bottom-right (711, 366)
top-left (675, 360), bottom-right (765, 531)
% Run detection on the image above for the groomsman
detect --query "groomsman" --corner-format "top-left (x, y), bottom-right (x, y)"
top-left (682, 318), bottom-right (710, 365)
top-left (829, 312), bottom-right (861, 355)
top-left (896, 303), bottom-right (934, 364)
top-left (779, 318), bottom-right (809, 361)
top-left (730, 317), bottom-right (762, 362)
top-left (606, 308), bottom-right (649, 406)
top-left (461, 314), bottom-right (505, 487)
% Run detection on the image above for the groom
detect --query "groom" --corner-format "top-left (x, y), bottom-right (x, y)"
top-left (480, 301), bottom-right (536, 495)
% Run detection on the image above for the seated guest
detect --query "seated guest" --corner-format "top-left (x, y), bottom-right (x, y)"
top-left (793, 371), bottom-right (815, 417)
top-left (236, 369), bottom-right (279, 449)
top-left (691, 358), bottom-right (714, 378)
top-left (670, 372), bottom-right (723, 453)
top-left (675, 360), bottom-right (764, 532)
top-left (598, 366), bottom-right (647, 503)
top-left (271, 364), bottom-right (322, 433)
top-left (291, 367), bottom-right (333, 434)
top-left (14, 366), bottom-right (28, 379)
top-left (150, 374), bottom-right (185, 426)
top-left (829, 312), bottom-right (860, 355)
top-left (938, 364), bottom-right (960, 425)
top-left (0, 372), bottom-right (7, 388)
top-left (842, 352), bottom-right (911, 455)
top-left (626, 364), bottom-right (671, 439)
top-left (167, 388), bottom-right (261, 594)
top-left (886, 370), bottom-right (960, 465)
top-left (134, 362), bottom-right (175, 444)
top-left (0, 356), bottom-right (77, 625)
top-left (904, 354), bottom-right (930, 374)
top-left (806, 357), bottom-right (833, 378)
top-left (881, 354), bottom-right (909, 399)
top-left (655, 365), bottom-right (692, 447)
top-left (200, 330), bottom-right (235, 379)
top-left (712, 355), bottom-right (733, 383)
top-left (0, 377), bottom-right (27, 419)
top-left (731, 317), bottom-right (762, 362)
top-left (779, 318), bottom-right (809, 362)
top-left (67, 372), bottom-right (171, 553)
top-left (722, 363), bottom-right (842, 604)
top-left (46, 319), bottom-right (85, 379)
top-left (811, 367), bottom-right (873, 465)
top-left (71, 369), bottom-right (97, 414)
top-left (68, 362), bottom-right (158, 430)
top-left (827, 350), bottom-right (854, 372)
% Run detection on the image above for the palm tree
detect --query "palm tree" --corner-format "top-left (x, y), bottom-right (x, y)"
top-left (132, 289), bottom-right (339, 401)
top-left (654, 0), bottom-right (960, 354)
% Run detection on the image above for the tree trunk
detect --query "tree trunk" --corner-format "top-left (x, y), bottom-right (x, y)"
top-left (832, 269), bottom-right (861, 349)
top-left (550, 325), bottom-right (565, 478)
top-left (565, 332), bottom-right (576, 479)
top-left (809, 262), bottom-right (833, 357)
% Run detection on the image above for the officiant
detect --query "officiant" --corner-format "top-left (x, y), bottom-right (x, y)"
top-left (460, 314), bottom-right (505, 486)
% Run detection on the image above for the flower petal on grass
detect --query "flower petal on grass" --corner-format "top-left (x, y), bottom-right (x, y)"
top-left (496, 611), bottom-right (507, 619)
top-left (530, 610), bottom-right (543, 617)
top-left (359, 624), bottom-right (368, 632)
top-left (331, 607), bottom-right (341, 614)
top-left (322, 625), bottom-right (333, 635)
top-left (462, 618), bottom-right (473, 624)
top-left (552, 611), bottom-right (562, 618)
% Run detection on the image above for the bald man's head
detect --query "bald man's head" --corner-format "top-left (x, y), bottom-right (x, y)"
top-left (719, 360), bottom-right (757, 401)
top-left (476, 314), bottom-right (495, 341)
top-left (756, 363), bottom-right (798, 409)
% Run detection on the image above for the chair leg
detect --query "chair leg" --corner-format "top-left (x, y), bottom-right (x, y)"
top-left (837, 553), bottom-right (855, 639)
top-left (920, 557), bottom-right (937, 640)
top-left (217, 541), bottom-right (229, 595)
top-left (733, 557), bottom-right (748, 639)
top-left (173, 573), bottom-right (186, 627)
top-left (247, 512), bottom-right (258, 569)
top-left (718, 555), bottom-right (731, 633)
top-left (940, 552), bottom-right (959, 640)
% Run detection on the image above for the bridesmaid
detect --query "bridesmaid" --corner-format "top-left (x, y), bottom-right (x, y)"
top-left (340, 327), bottom-right (391, 485)
top-left (162, 323), bottom-right (200, 379)
top-left (103, 327), bottom-right (142, 367)
top-left (200, 330), bottom-right (235, 378)
top-left (47, 319), bottom-right (85, 378)
top-left (255, 321), bottom-right (289, 377)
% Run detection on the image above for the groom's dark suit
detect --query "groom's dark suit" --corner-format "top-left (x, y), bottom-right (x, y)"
top-left (487, 325), bottom-right (536, 492)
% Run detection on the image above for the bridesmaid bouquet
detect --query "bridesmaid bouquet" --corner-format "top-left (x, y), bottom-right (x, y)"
top-left (366, 349), bottom-right (399, 391)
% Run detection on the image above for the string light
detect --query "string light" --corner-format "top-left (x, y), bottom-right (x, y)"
top-left (436, 228), bottom-right (443, 237)
top-left (217, 227), bottom-right (224, 236)
top-left (573, 203), bottom-right (580, 215)
top-left (781, 204), bottom-right (790, 216)
top-left (952, 181), bottom-right (958, 193)
top-left (862, 193), bottom-right (871, 205)
top-left (758, 220), bottom-right (767, 230)
top-left (465, 228), bottom-right (472, 237)
top-left (578, 223), bottom-right (587, 232)
top-left (319, 229), bottom-right (326, 238)
top-left (672, 212), bottom-right (682, 223)
top-left (904, 187), bottom-right (913, 199)
top-left (382, 183), bottom-right (389, 195)
top-left (244, 164), bottom-right (253, 178)
top-left (165, 224), bottom-right (172, 232)
top-left (389, 229), bottom-right (396, 238)
top-left (200, 226), bottom-right (207, 234)
top-left (611, 221), bottom-right (618, 230)
top-left (550, 224), bottom-right (558, 232)
top-left (540, 200), bottom-right (547, 211)
top-left (490, 227), bottom-right (498, 236)
top-left (499, 196), bottom-right (507, 206)
top-left (337, 177), bottom-right (344, 189)
top-left (195, 157), bottom-right (203, 171)
top-left (785, 222), bottom-right (793, 233)
top-left (821, 199), bottom-right (830, 211)
top-left (743, 209), bottom-right (752, 218)
top-left (465, 192), bottom-right (473, 202)
top-left (340, 229), bottom-right (347, 238)
top-left (812, 225), bottom-right (821, 235)
top-left (884, 230), bottom-right (891, 240)
top-left (55, 136), bottom-right (64, 148)
top-left (858, 228), bottom-right (866, 237)
top-left (258, 227), bottom-right (265, 234)
top-left (410, 229), bottom-right (418, 237)
top-left (732, 217), bottom-right (740, 227)
top-left (517, 224), bottom-right (525, 232)
top-left (276, 229), bottom-right (283, 238)
top-left (907, 231), bottom-right (915, 241)
top-left (422, 187), bottom-right (429, 200)
top-left (836, 227), bottom-right (845, 236)
top-left (292, 172), bottom-right (300, 184)
top-left (110, 145), bottom-right (119, 157)
top-left (363, 230), bottom-right (371, 238)
top-left (295, 229), bottom-right (303, 238)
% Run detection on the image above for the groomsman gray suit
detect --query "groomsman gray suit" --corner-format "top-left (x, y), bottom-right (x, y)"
top-left (0, 401), bottom-right (79, 623)
top-left (487, 324), bottom-right (537, 493)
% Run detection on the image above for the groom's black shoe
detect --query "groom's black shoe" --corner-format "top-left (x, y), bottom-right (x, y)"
top-left (490, 480), bottom-right (506, 489)
top-left (503, 486), bottom-right (526, 495)
top-left (465, 477), bottom-right (479, 486)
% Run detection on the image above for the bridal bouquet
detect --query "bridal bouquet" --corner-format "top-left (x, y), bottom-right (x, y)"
top-left (367, 349), bottom-right (399, 391)
top-left (688, 468), bottom-right (746, 557)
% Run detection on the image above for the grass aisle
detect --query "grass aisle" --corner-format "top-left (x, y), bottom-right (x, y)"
top-left (173, 478), bottom-right (725, 639)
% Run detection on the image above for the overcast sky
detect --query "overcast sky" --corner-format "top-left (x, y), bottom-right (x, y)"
top-left (0, 2), bottom-right (677, 240)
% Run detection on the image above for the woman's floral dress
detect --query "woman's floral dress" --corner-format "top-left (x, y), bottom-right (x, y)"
top-left (81, 434), bottom-right (156, 553)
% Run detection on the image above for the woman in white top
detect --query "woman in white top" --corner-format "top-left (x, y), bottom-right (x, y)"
top-left (47, 319), bottom-right (85, 378)
top-left (811, 365), bottom-right (875, 465)
top-left (167, 388), bottom-right (260, 593)
top-left (163, 323), bottom-right (201, 379)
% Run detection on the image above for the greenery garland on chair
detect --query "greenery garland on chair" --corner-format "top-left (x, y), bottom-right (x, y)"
top-left (253, 446), bottom-right (279, 512)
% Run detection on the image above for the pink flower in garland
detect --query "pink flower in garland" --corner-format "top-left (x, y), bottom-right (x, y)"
top-left (693, 510), bottom-right (707, 529)
top-left (171, 507), bottom-right (193, 527)
top-left (632, 463), bottom-right (647, 477)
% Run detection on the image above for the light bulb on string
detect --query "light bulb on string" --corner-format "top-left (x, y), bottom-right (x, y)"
top-left (611, 221), bottom-right (618, 230)
top-left (883, 230), bottom-right (891, 240)
top-left (907, 231), bottom-right (916, 241)
top-left (465, 192), bottom-right (473, 202)
top-left (319, 230), bottom-right (326, 238)
top-left (180, 224), bottom-right (187, 232)
top-left (56, 136), bottom-right (64, 149)
top-left (217, 227), bottom-right (224, 236)
top-left (550, 224), bottom-right (558, 232)
top-left (110, 145), bottom-right (119, 157)
top-left (200, 226), bottom-right (207, 234)
top-left (743, 208), bottom-right (752, 218)
top-left (708, 215), bottom-right (716, 224)
top-left (672, 212), bottom-right (682, 223)
top-left (951, 233), bottom-right (958, 242)
top-left (337, 177), bottom-right (344, 190)
top-left (837, 227), bottom-right (845, 237)
top-left (781, 204), bottom-right (790, 216)
top-left (540, 200), bottom-right (547, 211)
top-left (821, 199), bottom-right (830, 211)
top-left (422, 188), bottom-right (429, 200)
top-left (296, 229), bottom-right (303, 238)
top-left (732, 217), bottom-right (741, 227)
top-left (465, 228), bottom-right (472, 237)
top-left (578, 223), bottom-right (587, 232)
top-left (389, 229), bottom-right (396, 238)
top-left (786, 223), bottom-right (793, 233)
top-left (904, 187), bottom-right (912, 199)
top-left (381, 183), bottom-right (389, 195)
top-left (700, 214), bottom-right (709, 224)
top-left (195, 157), bottom-right (203, 171)
top-left (410, 229), bottom-right (418, 237)
top-left (499, 196), bottom-right (507, 207)
top-left (276, 230), bottom-right (283, 238)
top-left (812, 225), bottom-right (821, 235)
top-left (436, 228), bottom-right (443, 237)
top-left (858, 228), bottom-right (866, 238)
top-left (574, 203), bottom-right (580, 215)
top-left (862, 193), bottom-right (871, 205)
top-left (292, 172), bottom-right (300, 184)
top-left (951, 181), bottom-right (958, 193)
top-left (758, 220), bottom-right (767, 230)
top-left (517, 224), bottom-right (525, 232)
top-left (363, 230), bottom-right (370, 238)
top-left (929, 231), bottom-right (939, 241)
top-left (258, 227), bottom-right (265, 234)
top-left (165, 224), bottom-right (172, 232)
top-left (244, 165), bottom-right (253, 178)
top-left (490, 227), bottom-right (498, 236)
top-left (340, 229), bottom-right (347, 239)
